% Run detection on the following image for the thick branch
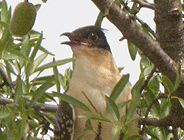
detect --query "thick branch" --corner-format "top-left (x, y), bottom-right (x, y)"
top-left (154, 0), bottom-right (184, 123)
top-left (91, 0), bottom-right (184, 83)
top-left (154, 0), bottom-right (184, 66)
top-left (0, 96), bottom-right (57, 112)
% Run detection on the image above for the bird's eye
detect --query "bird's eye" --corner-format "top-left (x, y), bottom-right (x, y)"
top-left (88, 33), bottom-right (98, 41)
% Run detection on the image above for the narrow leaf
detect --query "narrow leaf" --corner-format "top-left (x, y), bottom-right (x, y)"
top-left (126, 135), bottom-right (142, 140)
top-left (28, 76), bottom-right (55, 108)
top-left (178, 97), bottom-right (184, 109)
top-left (30, 53), bottom-right (48, 74)
top-left (77, 114), bottom-right (112, 123)
top-left (35, 58), bottom-right (74, 72)
top-left (162, 75), bottom-right (174, 94)
top-left (53, 58), bottom-right (60, 93)
top-left (126, 85), bottom-right (141, 121)
top-left (0, 21), bottom-right (8, 29)
top-left (30, 33), bottom-right (43, 62)
top-left (0, 110), bottom-right (10, 118)
top-left (20, 113), bottom-right (27, 138)
top-left (58, 94), bottom-right (91, 113)
top-left (74, 134), bottom-right (86, 140)
top-left (1, 0), bottom-right (8, 23)
top-left (172, 96), bottom-right (184, 109)
top-left (172, 63), bottom-right (181, 92)
top-left (15, 75), bottom-right (23, 103)
top-left (106, 96), bottom-right (120, 121)
top-left (110, 74), bottom-right (129, 101)
top-left (127, 40), bottom-right (138, 61)
top-left (7, 50), bottom-right (30, 62)
top-left (82, 91), bottom-right (98, 113)
top-left (111, 125), bottom-right (122, 138)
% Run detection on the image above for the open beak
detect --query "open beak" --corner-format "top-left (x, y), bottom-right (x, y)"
top-left (60, 32), bottom-right (81, 46)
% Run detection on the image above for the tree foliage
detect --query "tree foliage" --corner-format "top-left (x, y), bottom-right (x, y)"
top-left (0, 0), bottom-right (184, 140)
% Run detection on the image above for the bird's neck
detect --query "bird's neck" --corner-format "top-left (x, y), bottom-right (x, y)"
top-left (73, 50), bottom-right (120, 87)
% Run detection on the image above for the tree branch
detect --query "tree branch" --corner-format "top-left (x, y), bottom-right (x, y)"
top-left (0, 96), bottom-right (57, 112)
top-left (91, 0), bottom-right (184, 84)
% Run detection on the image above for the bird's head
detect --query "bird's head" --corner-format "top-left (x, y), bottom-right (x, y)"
top-left (60, 26), bottom-right (111, 58)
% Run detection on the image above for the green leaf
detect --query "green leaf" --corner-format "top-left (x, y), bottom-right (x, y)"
top-left (0, 21), bottom-right (8, 29)
top-left (58, 94), bottom-right (91, 113)
top-left (20, 35), bottom-right (30, 57)
top-left (31, 75), bottom-right (53, 85)
top-left (110, 74), bottom-right (129, 101)
top-left (160, 99), bottom-right (171, 118)
top-left (1, 0), bottom-right (8, 23)
top-left (130, 2), bottom-right (138, 14)
top-left (77, 114), bottom-right (112, 123)
top-left (53, 58), bottom-right (60, 93)
top-left (117, 100), bottom-right (129, 109)
top-left (172, 63), bottom-right (181, 92)
top-left (127, 40), bottom-right (137, 61)
top-left (42, 0), bottom-right (48, 3)
top-left (118, 67), bottom-right (124, 73)
top-left (126, 84), bottom-right (141, 121)
top-left (166, 133), bottom-right (173, 140)
top-left (7, 50), bottom-right (30, 62)
top-left (0, 110), bottom-right (10, 118)
top-left (143, 65), bottom-right (153, 76)
top-left (82, 91), bottom-right (98, 113)
top-left (111, 125), bottom-right (122, 138)
top-left (126, 135), bottom-right (142, 140)
top-left (20, 113), bottom-right (27, 138)
top-left (28, 76), bottom-right (55, 108)
top-left (35, 58), bottom-right (74, 72)
top-left (144, 87), bottom-right (160, 116)
top-left (162, 75), bottom-right (173, 94)
top-left (85, 119), bottom-right (93, 130)
top-left (145, 126), bottom-right (159, 140)
top-left (15, 75), bottom-right (23, 103)
top-left (172, 96), bottom-right (184, 109)
top-left (106, 96), bottom-right (120, 121)
top-left (30, 33), bottom-right (43, 62)
top-left (29, 53), bottom-right (48, 75)
top-left (74, 134), bottom-right (86, 140)
top-left (178, 97), bottom-right (184, 109)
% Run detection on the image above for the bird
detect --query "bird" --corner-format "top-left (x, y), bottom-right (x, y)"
top-left (54, 25), bottom-right (138, 140)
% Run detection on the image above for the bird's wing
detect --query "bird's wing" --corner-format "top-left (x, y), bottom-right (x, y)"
top-left (54, 100), bottom-right (75, 140)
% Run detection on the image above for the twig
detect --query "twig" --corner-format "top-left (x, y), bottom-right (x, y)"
top-left (135, 16), bottom-right (159, 40)
top-left (0, 96), bottom-right (57, 112)
top-left (172, 127), bottom-right (179, 140)
top-left (140, 67), bottom-right (157, 96)
top-left (95, 122), bottom-right (102, 140)
top-left (37, 111), bottom-right (57, 135)
top-left (140, 117), bottom-right (169, 127)
top-left (23, 123), bottom-right (29, 140)
top-left (0, 66), bottom-right (15, 96)
top-left (140, 94), bottom-right (168, 135)
top-left (133, 0), bottom-right (155, 10)
top-left (0, 66), bottom-right (10, 87)
top-left (121, 2), bottom-right (158, 40)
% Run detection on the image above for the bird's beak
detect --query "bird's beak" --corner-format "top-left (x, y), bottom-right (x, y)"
top-left (60, 32), bottom-right (81, 45)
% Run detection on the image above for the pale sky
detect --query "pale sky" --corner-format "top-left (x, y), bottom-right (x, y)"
top-left (6, 0), bottom-right (154, 139)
